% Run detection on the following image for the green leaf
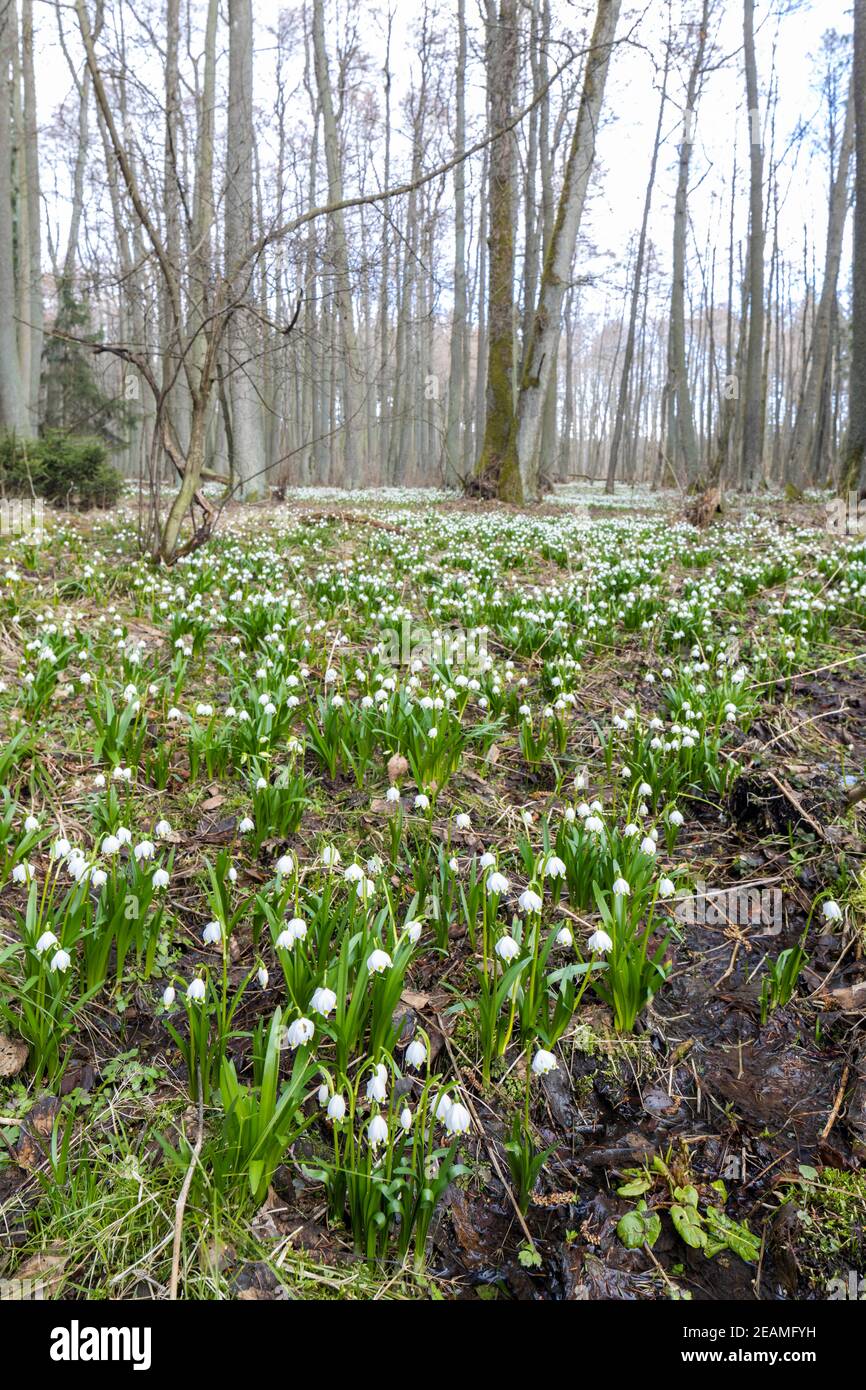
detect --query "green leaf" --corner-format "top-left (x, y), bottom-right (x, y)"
top-left (617, 1201), bottom-right (661, 1249)
top-left (617, 1177), bottom-right (652, 1198)
top-left (671, 1202), bottom-right (706, 1249)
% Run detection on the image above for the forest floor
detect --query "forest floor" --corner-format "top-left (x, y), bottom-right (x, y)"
top-left (0, 486), bottom-right (865, 1302)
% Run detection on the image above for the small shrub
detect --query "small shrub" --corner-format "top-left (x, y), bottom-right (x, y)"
top-left (0, 430), bottom-right (123, 509)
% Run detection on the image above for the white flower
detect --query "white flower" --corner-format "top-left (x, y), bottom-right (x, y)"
top-left (368, 1114), bottom-right (389, 1148)
top-left (556, 926), bottom-right (573, 947)
top-left (162, 985), bottom-right (176, 1008)
top-left (35, 930), bottom-right (58, 955)
top-left (405, 1038), bottom-right (427, 1069)
top-left (187, 977), bottom-right (207, 1002)
top-left (445, 1101), bottom-right (471, 1135)
top-left (433, 1092), bottom-right (452, 1124)
top-left (50, 949), bottom-right (72, 973)
top-left (101, 835), bottom-right (121, 856)
top-left (344, 863), bottom-right (364, 882)
top-left (327, 1093), bottom-right (346, 1122)
top-left (487, 871), bottom-right (509, 896)
top-left (612, 877), bottom-right (630, 896)
top-left (495, 935), bottom-right (520, 962)
top-left (821, 900), bottom-right (843, 923)
top-left (658, 877), bottom-right (676, 899)
top-left (478, 852), bottom-right (496, 869)
top-left (133, 840), bottom-right (155, 862)
top-left (238, 817), bottom-right (255, 833)
top-left (532, 1049), bottom-right (558, 1076)
top-left (320, 845), bottom-right (341, 866)
top-left (286, 1017), bottom-right (314, 1049)
top-left (366, 1064), bottom-right (388, 1103)
top-left (286, 916), bottom-right (307, 943)
top-left (91, 868), bottom-right (107, 889)
top-left (155, 819), bottom-right (172, 839)
top-left (406, 921), bottom-right (422, 945)
top-left (317, 1083), bottom-right (329, 1107)
top-left (588, 929), bottom-right (613, 954)
top-left (585, 815), bottom-right (604, 834)
top-left (202, 920), bottom-right (223, 946)
top-left (367, 948), bottom-right (392, 975)
top-left (414, 793), bottom-right (430, 810)
top-left (152, 868), bottom-right (170, 889)
top-left (52, 838), bottom-right (71, 860)
top-left (542, 855), bottom-right (566, 879)
top-left (400, 1106), bottom-right (413, 1131)
top-left (23, 815), bottom-right (38, 832)
top-left (454, 813), bottom-right (471, 830)
top-left (640, 836), bottom-right (657, 856)
top-left (385, 786), bottom-right (401, 803)
top-left (519, 888), bottom-right (543, 914)
top-left (68, 854), bottom-right (88, 883)
top-left (275, 854), bottom-right (293, 876)
top-left (11, 863), bottom-right (30, 884)
top-left (310, 986), bottom-right (337, 1017)
top-left (257, 966), bottom-right (269, 989)
top-left (668, 808), bottom-right (684, 827)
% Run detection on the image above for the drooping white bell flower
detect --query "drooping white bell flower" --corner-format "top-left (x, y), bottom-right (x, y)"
top-left (286, 1017), bottom-right (314, 1049)
top-left (588, 929), bottom-right (613, 954)
top-left (532, 1049), bottom-right (558, 1076)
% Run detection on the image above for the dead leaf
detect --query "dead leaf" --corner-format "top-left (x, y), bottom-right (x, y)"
top-left (201, 794), bottom-right (225, 811)
top-left (400, 989), bottom-right (431, 1010)
top-left (387, 753), bottom-right (408, 785)
top-left (15, 1246), bottom-right (67, 1296)
top-left (828, 982), bottom-right (866, 1012)
top-left (0, 1033), bottom-right (27, 1078)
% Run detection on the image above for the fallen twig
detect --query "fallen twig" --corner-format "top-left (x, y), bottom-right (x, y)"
top-left (820, 1065), bottom-right (850, 1142)
top-left (169, 1073), bottom-right (204, 1300)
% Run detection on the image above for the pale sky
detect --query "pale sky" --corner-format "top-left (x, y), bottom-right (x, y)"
top-left (34, 0), bottom-right (854, 321)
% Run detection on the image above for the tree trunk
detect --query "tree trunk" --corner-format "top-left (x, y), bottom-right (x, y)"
top-left (445, 0), bottom-right (468, 486)
top-left (0, 0), bottom-right (28, 433)
top-left (312, 0), bottom-right (364, 483)
top-left (843, 0), bottom-right (866, 495)
top-left (502, 0), bottom-right (621, 501)
top-left (606, 42), bottom-right (668, 493)
top-left (741, 0), bottom-right (766, 489)
top-left (225, 0), bottom-right (264, 498)
top-left (789, 74), bottom-right (854, 487)
top-left (474, 0), bottom-right (519, 493)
